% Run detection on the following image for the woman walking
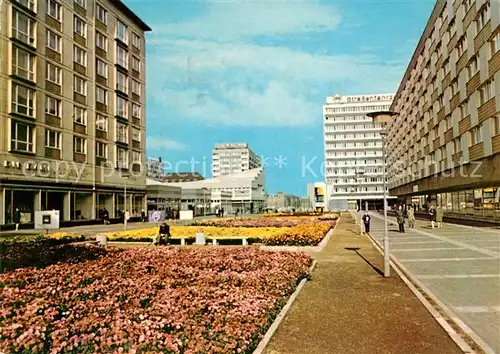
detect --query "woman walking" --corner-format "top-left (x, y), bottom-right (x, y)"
top-left (396, 205), bottom-right (405, 233)
top-left (429, 205), bottom-right (436, 228)
top-left (436, 205), bottom-right (443, 228)
top-left (407, 205), bottom-right (415, 228)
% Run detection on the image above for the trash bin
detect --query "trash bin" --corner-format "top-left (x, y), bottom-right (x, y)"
top-left (96, 234), bottom-right (107, 247)
top-left (195, 232), bottom-right (205, 246)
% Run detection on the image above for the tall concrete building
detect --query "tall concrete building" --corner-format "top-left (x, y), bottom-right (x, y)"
top-left (212, 143), bottom-right (261, 177)
top-left (323, 93), bottom-right (396, 210)
top-left (0, 0), bottom-right (151, 226)
top-left (387, 0), bottom-right (500, 220)
top-left (147, 157), bottom-right (164, 181)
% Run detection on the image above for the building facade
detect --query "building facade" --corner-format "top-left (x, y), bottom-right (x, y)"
top-left (266, 191), bottom-right (301, 211)
top-left (212, 143), bottom-right (261, 177)
top-left (163, 172), bottom-right (204, 183)
top-left (147, 157), bottom-right (164, 181)
top-left (387, 0), bottom-right (500, 219)
top-left (306, 182), bottom-right (326, 212)
top-left (0, 0), bottom-right (151, 227)
top-left (323, 94), bottom-right (396, 211)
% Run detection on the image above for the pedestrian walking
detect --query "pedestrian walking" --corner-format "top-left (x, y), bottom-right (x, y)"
top-left (396, 205), bottom-right (405, 233)
top-left (13, 208), bottom-right (21, 231)
top-left (407, 205), bottom-right (415, 228)
top-left (429, 205), bottom-right (436, 228)
top-left (436, 205), bottom-right (443, 228)
top-left (362, 212), bottom-right (371, 234)
top-left (124, 210), bottom-right (130, 224)
top-left (221, 207), bottom-right (224, 218)
top-left (141, 209), bottom-right (146, 223)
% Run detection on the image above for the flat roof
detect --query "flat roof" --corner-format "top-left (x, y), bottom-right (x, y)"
top-left (111, 0), bottom-right (152, 32)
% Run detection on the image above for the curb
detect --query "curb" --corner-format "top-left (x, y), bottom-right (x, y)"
top-left (363, 229), bottom-right (493, 354)
top-left (252, 259), bottom-right (318, 354)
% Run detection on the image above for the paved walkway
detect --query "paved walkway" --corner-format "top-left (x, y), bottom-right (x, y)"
top-left (265, 213), bottom-right (462, 354)
top-left (365, 212), bottom-right (500, 354)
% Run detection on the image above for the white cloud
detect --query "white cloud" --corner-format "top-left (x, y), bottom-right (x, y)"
top-left (147, 137), bottom-right (187, 151)
top-left (146, 1), bottom-right (406, 127)
top-left (151, 0), bottom-right (341, 41)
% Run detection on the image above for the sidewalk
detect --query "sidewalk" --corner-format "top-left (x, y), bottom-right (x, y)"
top-left (265, 213), bottom-right (462, 354)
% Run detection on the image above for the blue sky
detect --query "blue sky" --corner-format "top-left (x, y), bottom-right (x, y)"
top-left (125, 0), bottom-right (435, 196)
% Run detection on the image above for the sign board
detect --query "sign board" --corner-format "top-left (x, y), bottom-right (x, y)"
top-left (413, 185), bottom-right (419, 193)
top-left (179, 210), bottom-right (193, 220)
top-left (34, 210), bottom-right (60, 230)
top-left (148, 210), bottom-right (165, 223)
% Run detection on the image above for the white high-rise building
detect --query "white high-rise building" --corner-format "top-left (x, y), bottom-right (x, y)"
top-left (323, 93), bottom-right (397, 211)
top-left (212, 143), bottom-right (261, 177)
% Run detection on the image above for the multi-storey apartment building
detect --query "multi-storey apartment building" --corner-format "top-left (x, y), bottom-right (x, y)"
top-left (147, 157), bottom-right (164, 181)
top-left (323, 93), bottom-right (397, 210)
top-left (387, 0), bottom-right (500, 219)
top-left (0, 0), bottom-right (151, 227)
top-left (212, 143), bottom-right (261, 177)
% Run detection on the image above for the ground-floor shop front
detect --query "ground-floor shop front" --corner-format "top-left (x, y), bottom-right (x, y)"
top-left (400, 186), bottom-right (500, 219)
top-left (0, 182), bottom-right (146, 229)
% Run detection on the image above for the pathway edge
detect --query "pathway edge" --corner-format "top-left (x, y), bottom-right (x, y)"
top-left (252, 259), bottom-right (318, 354)
top-left (364, 229), bottom-right (494, 354)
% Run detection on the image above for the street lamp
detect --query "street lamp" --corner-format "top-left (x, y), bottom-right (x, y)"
top-left (122, 173), bottom-right (130, 230)
top-left (367, 110), bottom-right (398, 278)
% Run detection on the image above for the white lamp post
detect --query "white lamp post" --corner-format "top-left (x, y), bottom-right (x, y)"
top-left (122, 173), bottom-right (129, 231)
top-left (367, 110), bottom-right (398, 278)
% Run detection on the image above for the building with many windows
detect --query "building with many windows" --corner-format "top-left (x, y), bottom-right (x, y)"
top-left (387, 0), bottom-right (500, 220)
top-left (0, 0), bottom-right (151, 227)
top-left (212, 143), bottom-right (261, 178)
top-left (323, 93), bottom-right (397, 211)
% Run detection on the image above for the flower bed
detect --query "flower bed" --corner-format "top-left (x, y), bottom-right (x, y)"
top-left (0, 247), bottom-right (311, 354)
top-left (191, 216), bottom-right (328, 228)
top-left (262, 222), bottom-right (335, 246)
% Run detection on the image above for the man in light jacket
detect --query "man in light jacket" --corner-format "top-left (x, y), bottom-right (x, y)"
top-left (436, 205), bottom-right (444, 228)
top-left (407, 205), bottom-right (415, 228)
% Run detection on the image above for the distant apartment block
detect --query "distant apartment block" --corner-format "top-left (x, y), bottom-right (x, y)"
top-left (212, 143), bottom-right (261, 177)
top-left (323, 94), bottom-right (396, 211)
top-left (0, 0), bottom-right (151, 226)
top-left (163, 172), bottom-right (204, 183)
top-left (147, 157), bottom-right (164, 181)
top-left (387, 0), bottom-right (500, 218)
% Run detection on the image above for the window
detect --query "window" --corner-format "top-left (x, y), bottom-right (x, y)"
top-left (132, 32), bottom-right (141, 49)
top-left (45, 96), bottom-right (61, 116)
top-left (467, 56), bottom-right (479, 79)
top-left (132, 103), bottom-right (140, 118)
top-left (116, 147), bottom-right (128, 169)
top-left (479, 80), bottom-right (495, 105)
top-left (96, 31), bottom-right (107, 51)
top-left (96, 59), bottom-right (108, 78)
top-left (12, 46), bottom-right (35, 81)
top-left (96, 87), bottom-right (107, 104)
top-left (74, 136), bottom-right (86, 154)
top-left (96, 3), bottom-right (107, 24)
top-left (74, 0), bottom-right (85, 8)
top-left (96, 114), bottom-right (108, 131)
top-left (454, 137), bottom-right (462, 154)
top-left (457, 36), bottom-right (466, 57)
top-left (491, 32), bottom-right (500, 54)
top-left (116, 45), bottom-right (128, 68)
top-left (11, 83), bottom-right (35, 117)
top-left (116, 122), bottom-right (128, 143)
top-left (132, 56), bottom-right (140, 72)
top-left (74, 16), bottom-right (87, 37)
top-left (132, 150), bottom-right (141, 164)
top-left (45, 130), bottom-right (61, 149)
top-left (11, 120), bottom-right (34, 152)
top-left (74, 76), bottom-right (87, 96)
top-left (117, 21), bottom-right (128, 44)
top-left (96, 142), bottom-right (107, 158)
top-left (46, 30), bottom-right (61, 52)
top-left (73, 106), bottom-right (87, 125)
top-left (132, 80), bottom-right (140, 95)
top-left (476, 3), bottom-right (490, 34)
top-left (470, 125), bottom-right (483, 145)
top-left (116, 71), bottom-right (128, 93)
top-left (131, 127), bottom-right (140, 141)
top-left (495, 115), bottom-right (500, 136)
top-left (12, 10), bottom-right (36, 46)
top-left (46, 0), bottom-right (61, 21)
top-left (74, 45), bottom-right (87, 66)
top-left (451, 80), bottom-right (458, 96)
top-left (116, 96), bottom-right (128, 117)
top-left (46, 62), bottom-right (61, 84)
top-left (460, 100), bottom-right (470, 119)
top-left (18, 0), bottom-right (36, 11)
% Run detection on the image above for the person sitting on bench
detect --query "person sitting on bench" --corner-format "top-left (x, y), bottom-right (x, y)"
top-left (154, 223), bottom-right (170, 246)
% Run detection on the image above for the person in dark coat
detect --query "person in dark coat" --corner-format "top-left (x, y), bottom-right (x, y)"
top-left (221, 207), bottom-right (224, 218)
top-left (13, 208), bottom-right (21, 231)
top-left (362, 212), bottom-right (371, 234)
top-left (429, 205), bottom-right (436, 228)
top-left (141, 209), bottom-right (146, 223)
top-left (396, 205), bottom-right (405, 233)
top-left (155, 223), bottom-right (170, 245)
